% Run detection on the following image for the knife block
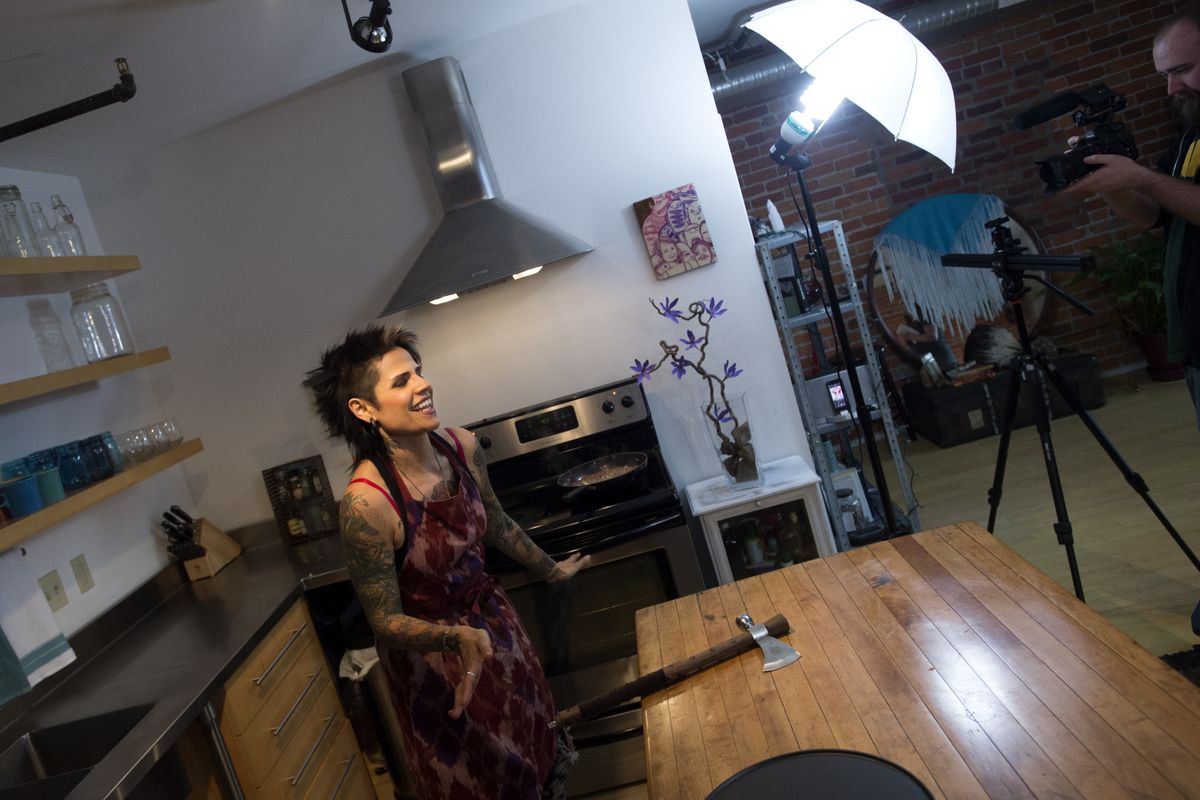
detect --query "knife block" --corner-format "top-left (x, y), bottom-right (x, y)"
top-left (183, 519), bottom-right (242, 582)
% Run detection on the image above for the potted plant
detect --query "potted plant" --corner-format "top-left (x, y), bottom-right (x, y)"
top-left (1082, 232), bottom-right (1181, 381)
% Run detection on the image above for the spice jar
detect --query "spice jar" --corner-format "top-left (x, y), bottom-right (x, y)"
top-left (70, 282), bottom-right (134, 362)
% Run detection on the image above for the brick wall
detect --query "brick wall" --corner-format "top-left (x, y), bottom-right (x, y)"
top-left (720, 0), bottom-right (1180, 381)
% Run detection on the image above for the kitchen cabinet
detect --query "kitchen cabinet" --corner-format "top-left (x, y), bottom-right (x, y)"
top-left (214, 597), bottom-right (373, 799)
top-left (754, 222), bottom-right (918, 550)
top-left (0, 256), bottom-right (202, 555)
top-left (684, 456), bottom-right (835, 584)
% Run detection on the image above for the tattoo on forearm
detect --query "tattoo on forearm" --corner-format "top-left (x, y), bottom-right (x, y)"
top-left (340, 489), bottom-right (460, 653)
top-left (473, 444), bottom-right (556, 579)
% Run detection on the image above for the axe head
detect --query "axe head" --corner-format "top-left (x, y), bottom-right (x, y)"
top-left (736, 613), bottom-right (801, 672)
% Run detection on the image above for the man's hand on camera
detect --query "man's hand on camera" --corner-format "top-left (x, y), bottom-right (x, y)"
top-left (1059, 154), bottom-right (1150, 195)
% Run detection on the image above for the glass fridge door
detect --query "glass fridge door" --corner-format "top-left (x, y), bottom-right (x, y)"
top-left (718, 498), bottom-right (818, 581)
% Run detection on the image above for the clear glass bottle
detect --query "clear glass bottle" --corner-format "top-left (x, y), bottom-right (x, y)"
top-left (29, 201), bottom-right (66, 257)
top-left (27, 298), bottom-right (77, 372)
top-left (0, 186), bottom-right (39, 258)
top-left (70, 282), bottom-right (133, 362)
top-left (50, 194), bottom-right (87, 256)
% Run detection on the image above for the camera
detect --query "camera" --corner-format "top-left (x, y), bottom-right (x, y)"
top-left (1015, 84), bottom-right (1139, 194)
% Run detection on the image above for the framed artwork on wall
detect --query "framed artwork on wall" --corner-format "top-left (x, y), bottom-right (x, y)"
top-left (633, 182), bottom-right (716, 280)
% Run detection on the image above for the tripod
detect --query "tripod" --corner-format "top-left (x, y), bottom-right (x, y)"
top-left (946, 219), bottom-right (1200, 601)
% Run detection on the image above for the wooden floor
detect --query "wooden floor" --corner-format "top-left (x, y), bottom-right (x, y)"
top-left (882, 375), bottom-right (1200, 656)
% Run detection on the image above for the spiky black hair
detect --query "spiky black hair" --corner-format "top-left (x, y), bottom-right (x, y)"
top-left (303, 324), bottom-right (421, 465)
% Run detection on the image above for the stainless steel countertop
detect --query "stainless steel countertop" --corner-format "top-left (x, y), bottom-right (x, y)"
top-left (2, 534), bottom-right (351, 800)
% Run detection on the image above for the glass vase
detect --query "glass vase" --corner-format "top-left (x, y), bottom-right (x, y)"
top-left (700, 392), bottom-right (763, 488)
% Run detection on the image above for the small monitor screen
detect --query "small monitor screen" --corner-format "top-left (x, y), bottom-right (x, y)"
top-left (826, 379), bottom-right (848, 412)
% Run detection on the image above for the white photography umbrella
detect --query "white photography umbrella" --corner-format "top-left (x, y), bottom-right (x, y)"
top-left (745, 0), bottom-right (957, 171)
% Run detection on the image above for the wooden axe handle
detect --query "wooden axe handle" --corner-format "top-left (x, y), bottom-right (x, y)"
top-left (554, 613), bottom-right (790, 728)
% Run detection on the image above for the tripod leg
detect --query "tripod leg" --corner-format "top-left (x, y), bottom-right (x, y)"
top-left (986, 362), bottom-right (1024, 532)
top-left (1041, 361), bottom-right (1200, 573)
top-left (1025, 361), bottom-right (1086, 601)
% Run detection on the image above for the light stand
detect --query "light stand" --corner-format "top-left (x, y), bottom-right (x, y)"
top-left (943, 218), bottom-right (1200, 601)
top-left (770, 147), bottom-right (899, 536)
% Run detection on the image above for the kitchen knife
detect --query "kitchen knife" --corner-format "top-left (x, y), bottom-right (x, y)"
top-left (163, 509), bottom-right (190, 528)
top-left (170, 505), bottom-right (196, 525)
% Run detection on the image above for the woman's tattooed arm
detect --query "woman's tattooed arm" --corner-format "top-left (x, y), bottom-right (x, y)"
top-left (339, 487), bottom-right (460, 653)
top-left (471, 445), bottom-right (557, 580)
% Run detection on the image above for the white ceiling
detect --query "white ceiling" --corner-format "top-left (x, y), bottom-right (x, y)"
top-left (0, 0), bottom-right (760, 176)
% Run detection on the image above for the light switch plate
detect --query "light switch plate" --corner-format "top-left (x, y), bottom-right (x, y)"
top-left (38, 569), bottom-right (69, 612)
top-left (70, 554), bottom-right (95, 593)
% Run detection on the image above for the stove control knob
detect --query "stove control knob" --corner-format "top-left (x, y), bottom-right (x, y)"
top-left (478, 435), bottom-right (492, 449)
top-left (620, 395), bottom-right (635, 408)
top-left (601, 400), bottom-right (615, 414)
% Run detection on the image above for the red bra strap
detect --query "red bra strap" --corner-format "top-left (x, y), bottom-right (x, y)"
top-left (348, 477), bottom-right (402, 516)
top-left (444, 428), bottom-right (467, 463)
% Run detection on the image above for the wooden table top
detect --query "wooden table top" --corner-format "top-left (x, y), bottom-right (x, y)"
top-left (635, 521), bottom-right (1200, 799)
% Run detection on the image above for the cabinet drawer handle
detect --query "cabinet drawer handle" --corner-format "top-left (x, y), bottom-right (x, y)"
top-left (289, 714), bottom-right (336, 786)
top-left (328, 757), bottom-right (355, 800)
top-left (254, 622), bottom-right (308, 686)
top-left (272, 671), bottom-right (320, 736)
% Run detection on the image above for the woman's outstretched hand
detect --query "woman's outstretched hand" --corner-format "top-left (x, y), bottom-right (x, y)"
top-left (546, 553), bottom-right (591, 583)
top-left (449, 625), bottom-right (493, 719)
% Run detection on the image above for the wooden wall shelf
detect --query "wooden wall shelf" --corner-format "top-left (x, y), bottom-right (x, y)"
top-left (0, 255), bottom-right (141, 296)
top-left (0, 438), bottom-right (204, 553)
top-left (0, 347), bottom-right (172, 406)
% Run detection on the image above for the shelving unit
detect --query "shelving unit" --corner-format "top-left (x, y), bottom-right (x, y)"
top-left (755, 221), bottom-right (918, 551)
top-left (0, 255), bottom-right (197, 557)
top-left (0, 348), bottom-right (171, 405)
top-left (0, 255), bottom-right (140, 296)
top-left (0, 439), bottom-right (204, 552)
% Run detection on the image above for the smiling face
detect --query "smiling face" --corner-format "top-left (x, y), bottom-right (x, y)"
top-left (348, 347), bottom-right (438, 439)
top-left (1156, 18), bottom-right (1200, 126)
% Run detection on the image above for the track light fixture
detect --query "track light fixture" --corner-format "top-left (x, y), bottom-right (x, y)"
top-left (341, 0), bottom-right (393, 53)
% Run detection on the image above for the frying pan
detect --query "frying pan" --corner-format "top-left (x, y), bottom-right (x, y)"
top-left (556, 452), bottom-right (647, 501)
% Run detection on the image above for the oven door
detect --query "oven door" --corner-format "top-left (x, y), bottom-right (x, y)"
top-left (496, 513), bottom-right (704, 796)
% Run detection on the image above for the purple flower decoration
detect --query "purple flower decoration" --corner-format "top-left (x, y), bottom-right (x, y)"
top-left (723, 360), bottom-right (743, 379)
top-left (671, 357), bottom-right (688, 379)
top-left (658, 297), bottom-right (683, 324)
top-left (704, 297), bottom-right (727, 317)
top-left (630, 358), bottom-right (654, 384)
top-left (679, 329), bottom-right (703, 350)
top-left (715, 405), bottom-right (733, 423)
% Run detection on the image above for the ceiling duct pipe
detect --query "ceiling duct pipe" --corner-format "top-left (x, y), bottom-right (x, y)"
top-left (709, 0), bottom-right (1034, 112)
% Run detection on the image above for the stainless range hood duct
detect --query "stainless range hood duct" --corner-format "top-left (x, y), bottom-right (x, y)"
top-left (381, 57), bottom-right (592, 316)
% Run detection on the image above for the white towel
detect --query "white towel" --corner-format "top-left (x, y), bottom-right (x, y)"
top-left (0, 549), bottom-right (76, 705)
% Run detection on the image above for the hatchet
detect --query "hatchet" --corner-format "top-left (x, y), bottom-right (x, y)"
top-left (552, 612), bottom-right (800, 729)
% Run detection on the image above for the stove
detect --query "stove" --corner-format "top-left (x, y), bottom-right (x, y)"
top-left (467, 379), bottom-right (707, 797)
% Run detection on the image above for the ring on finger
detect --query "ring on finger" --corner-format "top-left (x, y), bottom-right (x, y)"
top-left (466, 670), bottom-right (478, 679)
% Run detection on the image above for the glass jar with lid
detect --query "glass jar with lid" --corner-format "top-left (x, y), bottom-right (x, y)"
top-left (70, 282), bottom-right (134, 362)
top-left (0, 185), bottom-right (40, 258)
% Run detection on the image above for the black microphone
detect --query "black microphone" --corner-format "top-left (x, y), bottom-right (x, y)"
top-left (1012, 90), bottom-right (1084, 130)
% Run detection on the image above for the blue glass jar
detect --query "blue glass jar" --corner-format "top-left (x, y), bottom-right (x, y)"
top-left (82, 436), bottom-right (113, 482)
top-left (54, 442), bottom-right (91, 490)
top-left (100, 431), bottom-right (124, 473)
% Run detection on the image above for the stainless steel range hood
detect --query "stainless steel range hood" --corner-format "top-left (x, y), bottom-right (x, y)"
top-left (380, 57), bottom-right (592, 315)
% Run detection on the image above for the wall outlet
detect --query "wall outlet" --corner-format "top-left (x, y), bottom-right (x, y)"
top-left (38, 570), bottom-right (68, 612)
top-left (70, 554), bottom-right (95, 593)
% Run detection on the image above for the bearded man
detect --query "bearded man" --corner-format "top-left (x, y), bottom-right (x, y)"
top-left (1063, 3), bottom-right (1200, 428)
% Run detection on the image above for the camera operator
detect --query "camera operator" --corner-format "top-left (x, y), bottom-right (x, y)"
top-left (1062, 3), bottom-right (1200, 428)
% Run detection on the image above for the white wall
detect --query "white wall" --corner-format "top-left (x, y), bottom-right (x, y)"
top-left (76, 0), bottom-right (812, 529)
top-left (0, 166), bottom-right (190, 635)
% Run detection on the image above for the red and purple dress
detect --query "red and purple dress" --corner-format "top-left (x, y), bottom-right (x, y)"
top-left (349, 430), bottom-right (558, 800)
